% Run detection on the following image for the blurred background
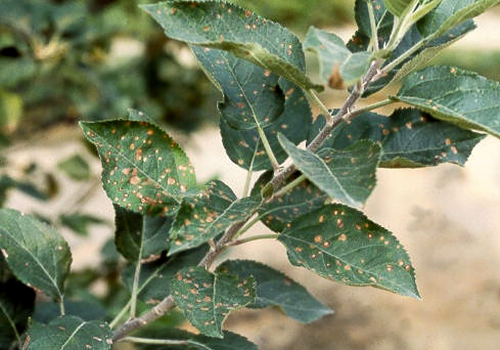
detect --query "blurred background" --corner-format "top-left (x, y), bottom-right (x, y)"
top-left (1, 0), bottom-right (500, 349)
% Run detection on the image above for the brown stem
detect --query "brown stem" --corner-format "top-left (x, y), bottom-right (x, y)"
top-left (112, 59), bottom-right (384, 343)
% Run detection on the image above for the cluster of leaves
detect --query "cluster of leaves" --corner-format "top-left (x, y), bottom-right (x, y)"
top-left (2, 0), bottom-right (500, 349)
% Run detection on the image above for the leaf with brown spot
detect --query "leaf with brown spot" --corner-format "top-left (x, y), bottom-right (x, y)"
top-left (25, 316), bottom-right (113, 350)
top-left (169, 180), bottom-right (260, 255)
top-left (311, 109), bottom-right (485, 168)
top-left (278, 204), bottom-right (420, 299)
top-left (218, 260), bottom-right (332, 323)
top-left (142, 1), bottom-right (321, 91)
top-left (171, 266), bottom-right (256, 338)
top-left (278, 134), bottom-right (381, 208)
top-left (251, 171), bottom-right (328, 232)
top-left (80, 111), bottom-right (197, 216)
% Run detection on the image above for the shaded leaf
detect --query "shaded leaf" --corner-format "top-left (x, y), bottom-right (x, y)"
top-left (33, 301), bottom-right (106, 324)
top-left (122, 246), bottom-right (208, 305)
top-left (192, 46), bottom-right (285, 130)
top-left (115, 206), bottom-right (173, 262)
top-left (57, 155), bottom-right (91, 181)
top-left (80, 115), bottom-right (196, 216)
top-left (278, 134), bottom-right (381, 208)
top-left (0, 279), bottom-right (35, 348)
top-left (220, 77), bottom-right (312, 171)
top-left (60, 214), bottom-right (106, 237)
top-left (304, 27), bottom-right (371, 87)
top-left (0, 209), bottom-right (71, 301)
top-left (218, 260), bottom-right (333, 323)
top-left (169, 180), bottom-right (260, 255)
top-left (279, 204), bottom-right (420, 298)
top-left (142, 1), bottom-right (320, 90)
top-left (313, 109), bottom-right (485, 168)
top-left (419, 0), bottom-right (500, 38)
top-left (25, 316), bottom-right (113, 350)
top-left (171, 266), bottom-right (255, 338)
top-left (251, 171), bottom-right (328, 232)
top-left (136, 329), bottom-right (259, 350)
top-left (394, 66), bottom-right (500, 138)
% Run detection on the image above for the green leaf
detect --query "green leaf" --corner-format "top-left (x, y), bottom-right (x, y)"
top-left (25, 316), bottom-right (113, 350)
top-left (0, 209), bottom-right (71, 301)
top-left (114, 206), bottom-right (173, 262)
top-left (60, 214), bottom-right (106, 237)
top-left (393, 66), bottom-right (500, 138)
top-left (169, 180), bottom-right (260, 255)
top-left (315, 109), bottom-right (485, 168)
top-left (80, 117), bottom-right (196, 216)
top-left (0, 279), bottom-right (35, 348)
top-left (142, 1), bottom-right (321, 91)
top-left (419, 0), bottom-right (500, 38)
top-left (122, 246), bottom-right (208, 305)
top-left (192, 46), bottom-right (285, 130)
top-left (135, 329), bottom-right (259, 350)
top-left (171, 266), bottom-right (255, 338)
top-left (218, 260), bottom-right (333, 323)
top-left (0, 90), bottom-right (23, 134)
top-left (251, 171), bottom-right (328, 232)
top-left (305, 27), bottom-right (371, 88)
top-left (383, 0), bottom-right (419, 16)
top-left (278, 134), bottom-right (381, 208)
top-left (33, 301), bottom-right (106, 324)
top-left (350, 0), bottom-right (475, 96)
top-left (279, 204), bottom-right (420, 298)
top-left (220, 77), bottom-right (313, 171)
top-left (57, 155), bottom-right (91, 182)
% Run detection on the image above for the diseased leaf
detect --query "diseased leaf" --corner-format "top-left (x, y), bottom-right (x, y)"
top-left (419, 0), bottom-right (500, 38)
top-left (169, 180), bottom-right (259, 255)
top-left (25, 316), bottom-right (113, 350)
top-left (349, 0), bottom-right (475, 96)
top-left (218, 260), bottom-right (333, 323)
top-left (251, 171), bottom-right (328, 232)
top-left (114, 206), bottom-right (173, 262)
top-left (394, 66), bottom-right (500, 138)
top-left (171, 266), bottom-right (255, 338)
top-left (192, 46), bottom-right (285, 130)
top-left (304, 27), bottom-right (371, 87)
top-left (278, 134), bottom-right (381, 208)
top-left (220, 78), bottom-right (312, 171)
top-left (60, 214), bottom-right (106, 237)
top-left (312, 109), bottom-right (485, 168)
top-left (0, 209), bottom-right (71, 302)
top-left (33, 301), bottom-right (107, 324)
top-left (57, 155), bottom-right (91, 181)
top-left (122, 246), bottom-right (208, 305)
top-left (279, 204), bottom-right (420, 298)
top-left (135, 329), bottom-right (259, 350)
top-left (0, 279), bottom-right (35, 348)
top-left (142, 1), bottom-right (321, 91)
top-left (80, 116), bottom-right (196, 216)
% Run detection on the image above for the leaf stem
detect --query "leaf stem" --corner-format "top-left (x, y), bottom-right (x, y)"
top-left (130, 236), bottom-right (145, 319)
top-left (367, 0), bottom-right (380, 52)
top-left (233, 214), bottom-right (262, 239)
top-left (271, 174), bottom-right (307, 199)
top-left (227, 234), bottom-right (280, 247)
top-left (352, 98), bottom-right (394, 116)
top-left (121, 337), bottom-right (190, 345)
top-left (256, 126), bottom-right (280, 172)
top-left (373, 39), bottom-right (427, 81)
top-left (109, 301), bottom-right (131, 329)
top-left (306, 89), bottom-right (332, 122)
top-left (59, 297), bottom-right (65, 316)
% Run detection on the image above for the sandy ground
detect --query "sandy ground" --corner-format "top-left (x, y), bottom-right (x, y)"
top-left (7, 125), bottom-right (500, 350)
